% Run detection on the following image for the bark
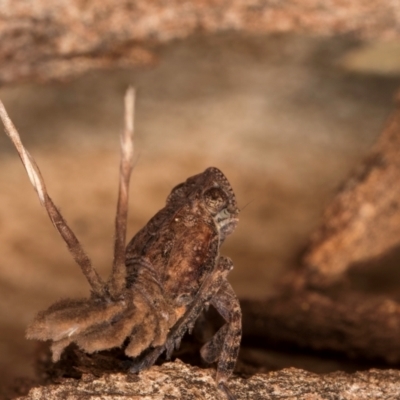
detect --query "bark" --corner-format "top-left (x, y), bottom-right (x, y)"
top-left (242, 290), bottom-right (400, 364)
top-left (237, 101), bottom-right (400, 365)
top-left (303, 100), bottom-right (400, 288)
top-left (1, 0), bottom-right (400, 85)
top-left (17, 360), bottom-right (400, 400)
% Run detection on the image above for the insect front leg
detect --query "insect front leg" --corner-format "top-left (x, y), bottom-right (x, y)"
top-left (200, 280), bottom-right (242, 387)
top-left (129, 256), bottom-right (234, 372)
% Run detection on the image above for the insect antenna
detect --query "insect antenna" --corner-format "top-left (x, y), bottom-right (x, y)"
top-left (108, 86), bottom-right (135, 299)
top-left (239, 199), bottom-right (255, 212)
top-left (0, 100), bottom-right (105, 297)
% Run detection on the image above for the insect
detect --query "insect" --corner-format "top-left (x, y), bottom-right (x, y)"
top-left (0, 88), bottom-right (241, 398)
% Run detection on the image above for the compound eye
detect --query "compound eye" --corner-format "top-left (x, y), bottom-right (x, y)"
top-left (203, 187), bottom-right (228, 213)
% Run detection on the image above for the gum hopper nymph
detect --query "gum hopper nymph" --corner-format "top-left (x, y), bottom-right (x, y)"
top-left (0, 88), bottom-right (241, 398)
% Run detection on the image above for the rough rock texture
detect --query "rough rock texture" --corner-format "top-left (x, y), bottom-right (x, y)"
top-left (1, 0), bottom-right (400, 84)
top-left (16, 360), bottom-right (400, 400)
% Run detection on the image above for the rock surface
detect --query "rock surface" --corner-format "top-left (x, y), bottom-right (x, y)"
top-left (18, 360), bottom-right (400, 400)
top-left (0, 0), bottom-right (400, 84)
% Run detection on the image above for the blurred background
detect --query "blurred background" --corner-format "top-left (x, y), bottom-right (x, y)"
top-left (0, 1), bottom-right (400, 393)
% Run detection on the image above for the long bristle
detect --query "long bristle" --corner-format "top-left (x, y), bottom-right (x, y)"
top-left (0, 99), bottom-right (105, 297)
top-left (108, 86), bottom-right (135, 298)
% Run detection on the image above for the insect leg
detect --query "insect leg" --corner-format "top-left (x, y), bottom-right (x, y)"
top-left (202, 280), bottom-right (242, 386)
top-left (125, 307), bottom-right (159, 357)
top-left (129, 256), bottom-right (233, 373)
top-left (164, 256), bottom-right (234, 359)
top-left (125, 257), bottom-right (174, 358)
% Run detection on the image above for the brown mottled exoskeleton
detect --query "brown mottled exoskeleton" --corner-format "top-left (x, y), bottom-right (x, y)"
top-left (0, 88), bottom-right (241, 398)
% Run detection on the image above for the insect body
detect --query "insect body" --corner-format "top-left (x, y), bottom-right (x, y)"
top-left (0, 89), bottom-right (241, 396)
top-left (125, 167), bottom-right (242, 387)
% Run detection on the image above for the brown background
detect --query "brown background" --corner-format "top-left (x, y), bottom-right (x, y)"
top-left (0, 32), bottom-right (400, 389)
